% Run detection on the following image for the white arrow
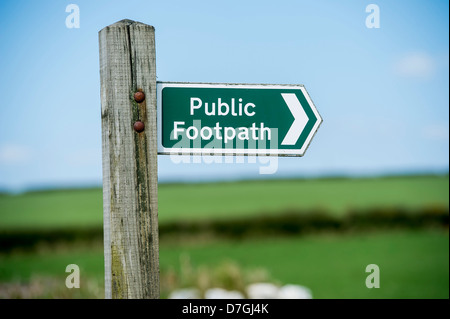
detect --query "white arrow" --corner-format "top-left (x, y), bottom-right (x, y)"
top-left (281, 93), bottom-right (309, 145)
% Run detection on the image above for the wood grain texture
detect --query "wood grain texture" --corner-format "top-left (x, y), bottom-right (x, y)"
top-left (99, 19), bottom-right (159, 299)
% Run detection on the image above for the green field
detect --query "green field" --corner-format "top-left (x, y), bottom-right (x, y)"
top-left (0, 229), bottom-right (448, 298)
top-left (161, 229), bottom-right (449, 299)
top-left (0, 175), bottom-right (448, 230)
top-left (0, 175), bottom-right (448, 299)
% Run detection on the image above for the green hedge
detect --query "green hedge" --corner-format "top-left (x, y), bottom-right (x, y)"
top-left (160, 206), bottom-right (448, 239)
top-left (0, 206), bottom-right (447, 252)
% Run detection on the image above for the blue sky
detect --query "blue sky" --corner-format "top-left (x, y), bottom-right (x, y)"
top-left (0, 0), bottom-right (448, 191)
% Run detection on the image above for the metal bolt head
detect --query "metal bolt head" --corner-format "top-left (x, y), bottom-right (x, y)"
top-left (134, 91), bottom-right (145, 103)
top-left (134, 121), bottom-right (145, 133)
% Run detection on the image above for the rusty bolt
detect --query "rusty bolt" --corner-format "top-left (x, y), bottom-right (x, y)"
top-left (134, 121), bottom-right (145, 133)
top-left (134, 91), bottom-right (145, 103)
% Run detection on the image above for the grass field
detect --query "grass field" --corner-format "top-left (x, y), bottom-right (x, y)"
top-left (0, 175), bottom-right (448, 230)
top-left (160, 229), bottom-right (449, 299)
top-left (0, 229), bottom-right (448, 298)
top-left (0, 175), bottom-right (448, 299)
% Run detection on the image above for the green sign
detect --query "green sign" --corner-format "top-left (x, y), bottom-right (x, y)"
top-left (157, 82), bottom-right (322, 156)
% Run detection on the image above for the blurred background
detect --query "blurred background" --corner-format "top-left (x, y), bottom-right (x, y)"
top-left (0, 0), bottom-right (448, 298)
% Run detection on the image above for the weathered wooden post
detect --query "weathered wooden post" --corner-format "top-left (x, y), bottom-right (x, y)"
top-left (99, 19), bottom-right (159, 299)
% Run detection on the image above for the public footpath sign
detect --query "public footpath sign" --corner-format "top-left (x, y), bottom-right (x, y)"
top-left (99, 19), bottom-right (324, 300)
top-left (157, 82), bottom-right (322, 156)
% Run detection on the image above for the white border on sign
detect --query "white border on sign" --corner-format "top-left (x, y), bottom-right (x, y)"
top-left (156, 82), bottom-right (322, 157)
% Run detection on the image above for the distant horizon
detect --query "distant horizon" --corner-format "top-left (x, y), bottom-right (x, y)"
top-left (1, 168), bottom-right (448, 194)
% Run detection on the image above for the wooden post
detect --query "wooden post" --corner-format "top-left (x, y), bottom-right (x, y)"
top-left (99, 19), bottom-right (159, 299)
